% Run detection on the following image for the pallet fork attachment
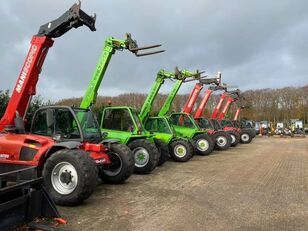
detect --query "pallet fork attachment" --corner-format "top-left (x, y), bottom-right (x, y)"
top-left (125, 33), bottom-right (165, 56)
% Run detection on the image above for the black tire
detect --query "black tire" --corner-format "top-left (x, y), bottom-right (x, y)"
top-left (227, 131), bottom-right (240, 147)
top-left (193, 133), bottom-right (214, 156)
top-left (212, 131), bottom-right (232, 151)
top-left (240, 131), bottom-right (253, 144)
top-left (98, 143), bottom-right (134, 184)
top-left (1, 181), bottom-right (7, 188)
top-left (128, 139), bottom-right (160, 174)
top-left (169, 139), bottom-right (194, 162)
top-left (250, 129), bottom-right (256, 138)
top-left (154, 139), bottom-right (169, 166)
top-left (188, 139), bottom-right (197, 158)
top-left (43, 149), bottom-right (97, 206)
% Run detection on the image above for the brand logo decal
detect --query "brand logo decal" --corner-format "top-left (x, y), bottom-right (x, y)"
top-left (15, 45), bottom-right (38, 93)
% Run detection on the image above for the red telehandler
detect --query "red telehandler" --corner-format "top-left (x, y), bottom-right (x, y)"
top-left (182, 73), bottom-right (232, 150)
top-left (233, 103), bottom-right (256, 139)
top-left (209, 91), bottom-right (241, 146)
top-left (0, 2), bottom-right (134, 211)
top-left (216, 90), bottom-right (254, 144)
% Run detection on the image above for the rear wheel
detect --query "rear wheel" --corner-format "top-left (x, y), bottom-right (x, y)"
top-left (193, 134), bottom-right (214, 156)
top-left (128, 139), bottom-right (160, 174)
top-left (154, 138), bottom-right (169, 166)
top-left (98, 143), bottom-right (134, 184)
top-left (227, 131), bottom-right (240, 147)
top-left (213, 131), bottom-right (231, 150)
top-left (43, 149), bottom-right (97, 206)
top-left (169, 139), bottom-right (194, 162)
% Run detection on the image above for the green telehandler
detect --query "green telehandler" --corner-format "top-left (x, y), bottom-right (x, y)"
top-left (139, 69), bottom-right (196, 162)
top-left (158, 69), bottom-right (215, 156)
top-left (80, 34), bottom-right (166, 174)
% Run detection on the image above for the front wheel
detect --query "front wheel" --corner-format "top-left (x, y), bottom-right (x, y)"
top-left (43, 149), bottom-right (98, 206)
top-left (169, 139), bottom-right (194, 162)
top-left (128, 139), bottom-right (160, 174)
top-left (213, 131), bottom-right (232, 150)
top-left (227, 131), bottom-right (240, 147)
top-left (193, 134), bottom-right (214, 156)
top-left (240, 131), bottom-right (253, 144)
top-left (98, 143), bottom-right (134, 184)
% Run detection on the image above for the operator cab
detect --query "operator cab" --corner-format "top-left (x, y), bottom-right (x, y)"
top-left (195, 118), bottom-right (213, 130)
top-left (210, 119), bottom-right (224, 130)
top-left (169, 113), bottom-right (200, 129)
top-left (31, 106), bottom-right (102, 143)
top-left (101, 107), bottom-right (144, 135)
top-left (231, 120), bottom-right (241, 128)
top-left (145, 117), bottom-right (174, 135)
top-left (220, 119), bottom-right (234, 128)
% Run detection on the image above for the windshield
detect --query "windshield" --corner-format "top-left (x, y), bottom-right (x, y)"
top-left (210, 119), bottom-right (223, 130)
top-left (231, 120), bottom-right (240, 128)
top-left (220, 119), bottom-right (234, 128)
top-left (145, 117), bottom-right (173, 134)
top-left (170, 113), bottom-right (198, 129)
top-left (195, 118), bottom-right (213, 129)
top-left (74, 109), bottom-right (101, 142)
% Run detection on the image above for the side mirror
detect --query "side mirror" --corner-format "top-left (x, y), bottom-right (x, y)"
top-left (46, 109), bottom-right (55, 129)
top-left (52, 134), bottom-right (62, 142)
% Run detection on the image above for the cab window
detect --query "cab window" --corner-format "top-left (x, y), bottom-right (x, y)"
top-left (145, 118), bottom-right (171, 134)
top-left (170, 114), bottom-right (195, 128)
top-left (55, 109), bottom-right (81, 139)
top-left (102, 109), bottom-right (134, 132)
top-left (32, 109), bottom-right (51, 136)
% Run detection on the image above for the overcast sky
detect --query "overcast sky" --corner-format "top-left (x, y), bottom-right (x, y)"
top-left (1, 0), bottom-right (307, 101)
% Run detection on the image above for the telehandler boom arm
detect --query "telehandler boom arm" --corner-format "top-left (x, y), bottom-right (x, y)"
top-left (158, 69), bottom-right (203, 116)
top-left (211, 92), bottom-right (228, 119)
top-left (182, 72), bottom-right (222, 116)
top-left (139, 69), bottom-right (179, 123)
top-left (80, 34), bottom-right (164, 109)
top-left (234, 107), bottom-right (242, 120)
top-left (0, 2), bottom-right (96, 131)
top-left (217, 89), bottom-right (240, 120)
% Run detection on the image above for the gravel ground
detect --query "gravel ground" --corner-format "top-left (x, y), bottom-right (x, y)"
top-left (59, 137), bottom-right (308, 231)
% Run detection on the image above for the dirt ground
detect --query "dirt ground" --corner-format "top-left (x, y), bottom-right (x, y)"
top-left (59, 137), bottom-right (308, 231)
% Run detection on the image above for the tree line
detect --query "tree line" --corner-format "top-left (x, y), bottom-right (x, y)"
top-left (0, 85), bottom-right (307, 125)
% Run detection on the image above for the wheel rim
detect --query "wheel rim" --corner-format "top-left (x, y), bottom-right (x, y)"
top-left (174, 144), bottom-right (187, 158)
top-left (230, 134), bottom-right (236, 144)
top-left (196, 139), bottom-right (209, 152)
top-left (216, 136), bottom-right (227, 147)
top-left (134, 147), bottom-right (150, 168)
top-left (103, 152), bottom-right (123, 177)
top-left (51, 162), bottom-right (78, 195)
top-left (241, 133), bottom-right (249, 142)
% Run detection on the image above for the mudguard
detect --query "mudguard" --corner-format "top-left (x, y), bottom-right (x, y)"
top-left (100, 139), bottom-right (120, 144)
top-left (53, 141), bottom-right (82, 149)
